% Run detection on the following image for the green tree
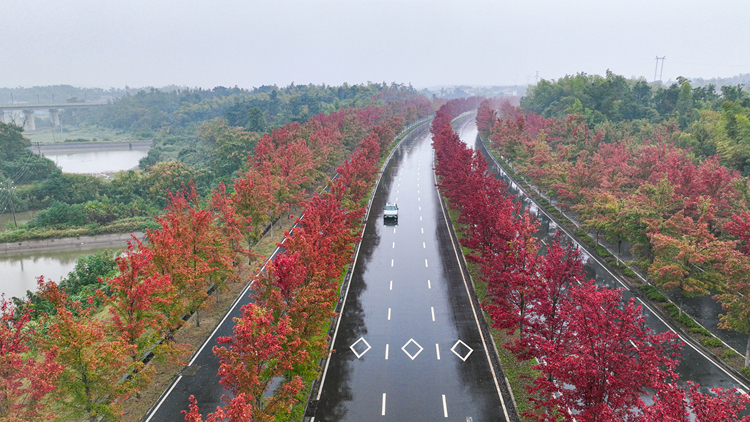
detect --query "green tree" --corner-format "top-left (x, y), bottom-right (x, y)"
top-left (246, 107), bottom-right (267, 133)
top-left (0, 122), bottom-right (29, 162)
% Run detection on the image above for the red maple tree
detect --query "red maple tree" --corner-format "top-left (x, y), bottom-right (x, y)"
top-left (0, 295), bottom-right (61, 421)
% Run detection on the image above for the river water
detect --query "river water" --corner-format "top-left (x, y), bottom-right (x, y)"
top-left (0, 246), bottom-right (118, 300)
top-left (1, 142), bottom-right (151, 300)
top-left (40, 141), bottom-right (150, 174)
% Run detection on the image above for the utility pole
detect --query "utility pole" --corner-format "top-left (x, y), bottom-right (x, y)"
top-left (654, 56), bottom-right (666, 82)
top-left (659, 56), bottom-right (666, 83)
top-left (3, 181), bottom-right (18, 229)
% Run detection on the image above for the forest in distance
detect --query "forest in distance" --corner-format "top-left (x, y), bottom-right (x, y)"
top-left (3, 71), bottom-right (750, 421)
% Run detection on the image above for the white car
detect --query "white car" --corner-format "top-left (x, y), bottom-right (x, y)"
top-left (384, 203), bottom-right (398, 222)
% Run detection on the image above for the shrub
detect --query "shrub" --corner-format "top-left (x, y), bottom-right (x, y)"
top-left (689, 326), bottom-right (712, 336)
top-left (702, 337), bottom-right (723, 348)
top-left (720, 348), bottom-right (738, 360)
top-left (639, 285), bottom-right (668, 302)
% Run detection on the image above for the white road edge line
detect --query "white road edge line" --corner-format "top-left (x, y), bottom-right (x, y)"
top-left (482, 139), bottom-right (750, 391)
top-left (313, 117), bottom-right (433, 407)
top-left (434, 152), bottom-right (512, 421)
top-left (144, 240), bottom-right (283, 422)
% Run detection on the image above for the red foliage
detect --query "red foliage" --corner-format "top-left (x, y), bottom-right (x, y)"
top-left (212, 303), bottom-right (306, 420)
top-left (0, 295), bottom-right (61, 421)
top-left (527, 282), bottom-right (681, 421)
top-left (103, 237), bottom-right (172, 358)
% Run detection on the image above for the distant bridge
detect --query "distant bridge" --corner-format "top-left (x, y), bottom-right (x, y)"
top-left (0, 102), bottom-right (108, 131)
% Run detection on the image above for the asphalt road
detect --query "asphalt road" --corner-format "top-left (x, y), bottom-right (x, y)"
top-left (312, 123), bottom-right (513, 421)
top-left (142, 264), bottom-right (264, 421)
top-left (452, 116), bottom-right (749, 395)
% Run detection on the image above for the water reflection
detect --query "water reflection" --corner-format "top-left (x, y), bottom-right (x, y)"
top-left (45, 149), bottom-right (148, 174)
top-left (0, 246), bottom-right (118, 299)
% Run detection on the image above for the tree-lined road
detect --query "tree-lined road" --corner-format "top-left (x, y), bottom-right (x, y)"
top-left (452, 115), bottom-right (749, 395)
top-left (312, 123), bottom-right (513, 421)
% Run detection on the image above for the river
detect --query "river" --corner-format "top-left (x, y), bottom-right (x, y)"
top-left (0, 141), bottom-right (152, 300)
top-left (0, 246), bottom-right (120, 300)
top-left (38, 141), bottom-right (151, 174)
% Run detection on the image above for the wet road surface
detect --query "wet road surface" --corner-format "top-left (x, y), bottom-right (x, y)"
top-left (313, 123), bottom-right (512, 421)
top-left (142, 278), bottom-right (257, 422)
top-left (452, 116), bottom-right (749, 395)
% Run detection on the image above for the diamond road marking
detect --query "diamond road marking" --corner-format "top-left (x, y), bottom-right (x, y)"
top-left (401, 338), bottom-right (424, 360)
top-left (450, 339), bottom-right (474, 362)
top-left (350, 337), bottom-right (371, 359)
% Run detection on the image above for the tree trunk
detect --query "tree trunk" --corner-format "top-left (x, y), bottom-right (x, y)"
top-left (195, 310), bottom-right (200, 327)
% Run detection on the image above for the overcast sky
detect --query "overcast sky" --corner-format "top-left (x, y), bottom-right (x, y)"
top-left (1, 0), bottom-right (749, 90)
